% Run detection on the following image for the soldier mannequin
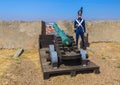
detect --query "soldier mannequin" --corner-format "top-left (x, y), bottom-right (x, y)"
top-left (74, 7), bottom-right (86, 48)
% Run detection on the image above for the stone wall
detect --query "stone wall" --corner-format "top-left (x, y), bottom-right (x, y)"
top-left (57, 21), bottom-right (120, 43)
top-left (86, 21), bottom-right (120, 42)
top-left (0, 21), bottom-right (43, 49)
top-left (0, 20), bottom-right (120, 49)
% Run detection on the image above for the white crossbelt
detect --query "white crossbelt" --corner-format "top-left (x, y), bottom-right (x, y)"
top-left (75, 19), bottom-right (84, 32)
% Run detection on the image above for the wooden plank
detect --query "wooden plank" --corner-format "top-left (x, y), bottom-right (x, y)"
top-left (14, 48), bottom-right (24, 57)
top-left (39, 49), bottom-right (100, 79)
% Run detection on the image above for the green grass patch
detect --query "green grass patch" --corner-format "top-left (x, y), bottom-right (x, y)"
top-left (102, 57), bottom-right (106, 60)
top-left (116, 63), bottom-right (120, 68)
top-left (15, 59), bottom-right (21, 64)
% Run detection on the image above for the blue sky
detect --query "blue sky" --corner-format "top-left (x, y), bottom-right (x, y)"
top-left (0, 0), bottom-right (120, 22)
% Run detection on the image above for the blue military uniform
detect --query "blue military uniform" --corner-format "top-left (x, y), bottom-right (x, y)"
top-left (74, 17), bottom-right (86, 47)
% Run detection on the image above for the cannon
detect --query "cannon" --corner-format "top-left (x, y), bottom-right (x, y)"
top-left (52, 23), bottom-right (72, 46)
top-left (48, 23), bottom-right (84, 68)
top-left (39, 21), bottom-right (100, 79)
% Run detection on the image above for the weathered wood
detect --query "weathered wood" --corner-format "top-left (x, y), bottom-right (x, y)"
top-left (39, 49), bottom-right (100, 79)
top-left (94, 69), bottom-right (100, 74)
top-left (43, 72), bottom-right (50, 79)
top-left (70, 71), bottom-right (76, 77)
top-left (41, 21), bottom-right (46, 35)
top-left (39, 35), bottom-right (54, 48)
top-left (14, 48), bottom-right (24, 57)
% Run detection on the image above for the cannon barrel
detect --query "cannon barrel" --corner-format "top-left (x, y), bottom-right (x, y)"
top-left (52, 23), bottom-right (72, 46)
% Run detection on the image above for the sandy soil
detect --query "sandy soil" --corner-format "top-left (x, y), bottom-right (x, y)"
top-left (0, 43), bottom-right (120, 85)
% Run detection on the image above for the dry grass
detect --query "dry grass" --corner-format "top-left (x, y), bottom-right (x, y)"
top-left (0, 42), bottom-right (120, 85)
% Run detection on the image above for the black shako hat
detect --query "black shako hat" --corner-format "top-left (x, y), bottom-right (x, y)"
top-left (78, 7), bottom-right (83, 15)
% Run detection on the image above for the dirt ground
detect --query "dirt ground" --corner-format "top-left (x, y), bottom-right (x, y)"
top-left (0, 42), bottom-right (120, 85)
